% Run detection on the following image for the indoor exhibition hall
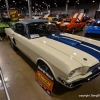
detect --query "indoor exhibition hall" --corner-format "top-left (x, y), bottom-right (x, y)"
top-left (0, 0), bottom-right (100, 100)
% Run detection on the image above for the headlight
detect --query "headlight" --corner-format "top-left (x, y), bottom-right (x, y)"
top-left (68, 69), bottom-right (77, 78)
top-left (68, 68), bottom-right (82, 78)
top-left (68, 67), bottom-right (89, 78)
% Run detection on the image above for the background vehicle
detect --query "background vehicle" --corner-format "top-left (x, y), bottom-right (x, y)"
top-left (84, 19), bottom-right (100, 37)
top-left (59, 13), bottom-right (86, 34)
top-left (0, 17), bottom-right (15, 38)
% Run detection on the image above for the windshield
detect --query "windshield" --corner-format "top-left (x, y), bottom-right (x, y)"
top-left (63, 19), bottom-right (71, 23)
top-left (92, 21), bottom-right (100, 26)
top-left (27, 22), bottom-right (62, 39)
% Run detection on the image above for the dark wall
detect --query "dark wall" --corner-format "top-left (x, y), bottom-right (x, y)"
top-left (42, 2), bottom-right (99, 18)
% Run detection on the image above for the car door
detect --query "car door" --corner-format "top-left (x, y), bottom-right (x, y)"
top-left (27, 22), bottom-right (46, 62)
top-left (12, 23), bottom-right (29, 55)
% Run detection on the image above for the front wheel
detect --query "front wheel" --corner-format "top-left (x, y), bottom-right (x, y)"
top-left (81, 25), bottom-right (85, 31)
top-left (70, 28), bottom-right (75, 34)
top-left (38, 61), bottom-right (60, 90)
top-left (38, 61), bottom-right (54, 81)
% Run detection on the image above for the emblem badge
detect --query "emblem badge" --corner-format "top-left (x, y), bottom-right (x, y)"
top-left (83, 58), bottom-right (87, 61)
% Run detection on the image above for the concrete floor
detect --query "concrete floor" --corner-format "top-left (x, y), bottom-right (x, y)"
top-left (0, 28), bottom-right (100, 100)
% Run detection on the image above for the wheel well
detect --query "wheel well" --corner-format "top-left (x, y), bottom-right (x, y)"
top-left (37, 59), bottom-right (43, 65)
top-left (37, 59), bottom-right (55, 78)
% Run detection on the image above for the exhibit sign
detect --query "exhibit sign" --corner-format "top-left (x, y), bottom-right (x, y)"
top-left (35, 66), bottom-right (54, 95)
top-left (8, 10), bottom-right (19, 21)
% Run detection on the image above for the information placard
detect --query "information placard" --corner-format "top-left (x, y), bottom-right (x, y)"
top-left (8, 10), bottom-right (19, 21)
top-left (36, 69), bottom-right (54, 95)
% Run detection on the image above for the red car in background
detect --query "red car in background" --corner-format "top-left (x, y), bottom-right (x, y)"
top-left (86, 18), bottom-right (95, 26)
top-left (59, 13), bottom-right (86, 34)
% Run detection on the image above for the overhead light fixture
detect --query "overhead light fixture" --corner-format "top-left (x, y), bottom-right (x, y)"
top-left (76, 0), bottom-right (79, 3)
top-left (35, 3), bottom-right (38, 6)
top-left (67, 0), bottom-right (69, 3)
top-left (92, 0), bottom-right (95, 2)
top-left (48, 5), bottom-right (50, 7)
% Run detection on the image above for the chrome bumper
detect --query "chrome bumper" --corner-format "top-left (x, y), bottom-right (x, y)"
top-left (58, 67), bottom-right (100, 88)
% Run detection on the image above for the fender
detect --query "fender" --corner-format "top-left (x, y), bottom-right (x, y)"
top-left (36, 58), bottom-right (56, 79)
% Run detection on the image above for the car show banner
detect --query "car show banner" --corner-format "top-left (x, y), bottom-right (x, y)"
top-left (35, 66), bottom-right (54, 95)
top-left (8, 10), bottom-right (19, 21)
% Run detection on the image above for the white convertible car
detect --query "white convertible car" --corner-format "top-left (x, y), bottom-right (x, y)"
top-left (5, 19), bottom-right (100, 88)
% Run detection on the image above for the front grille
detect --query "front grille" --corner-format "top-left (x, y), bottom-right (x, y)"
top-left (87, 63), bottom-right (100, 72)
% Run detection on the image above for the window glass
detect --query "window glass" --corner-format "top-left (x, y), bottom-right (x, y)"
top-left (92, 21), bottom-right (100, 26)
top-left (27, 22), bottom-right (61, 39)
top-left (64, 19), bottom-right (71, 23)
top-left (14, 23), bottom-right (26, 36)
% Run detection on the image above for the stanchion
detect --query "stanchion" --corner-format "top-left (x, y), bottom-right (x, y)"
top-left (0, 67), bottom-right (10, 100)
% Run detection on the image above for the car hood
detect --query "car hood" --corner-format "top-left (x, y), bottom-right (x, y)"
top-left (86, 26), bottom-right (100, 31)
top-left (0, 22), bottom-right (9, 27)
top-left (35, 33), bottom-right (100, 67)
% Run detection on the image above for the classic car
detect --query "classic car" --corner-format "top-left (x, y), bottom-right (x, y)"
top-left (84, 19), bottom-right (100, 37)
top-left (43, 13), bottom-right (56, 21)
top-left (0, 17), bottom-right (15, 38)
top-left (5, 19), bottom-right (100, 88)
top-left (59, 13), bottom-right (86, 34)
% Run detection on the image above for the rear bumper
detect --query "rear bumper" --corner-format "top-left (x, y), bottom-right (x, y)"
top-left (58, 68), bottom-right (100, 88)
